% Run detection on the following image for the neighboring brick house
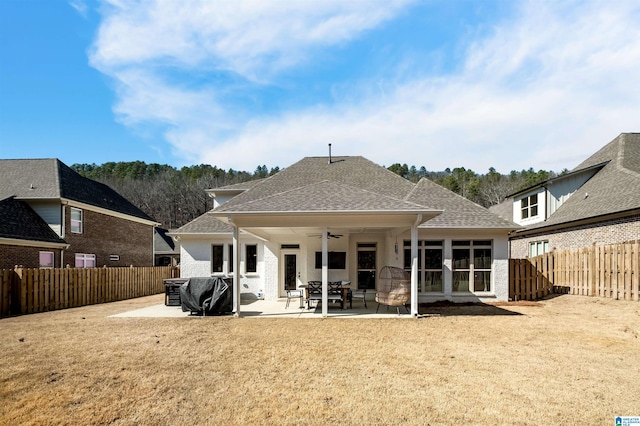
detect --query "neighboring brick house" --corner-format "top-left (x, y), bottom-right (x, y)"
top-left (490, 133), bottom-right (640, 258)
top-left (0, 159), bottom-right (159, 268)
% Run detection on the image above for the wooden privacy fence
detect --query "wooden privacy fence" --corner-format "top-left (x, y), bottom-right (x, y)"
top-left (0, 266), bottom-right (179, 318)
top-left (510, 241), bottom-right (639, 301)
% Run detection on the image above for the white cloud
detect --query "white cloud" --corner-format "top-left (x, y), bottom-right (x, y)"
top-left (91, 0), bottom-right (413, 78)
top-left (91, 0), bottom-right (640, 173)
top-left (69, 0), bottom-right (88, 18)
top-left (198, 0), bottom-right (640, 172)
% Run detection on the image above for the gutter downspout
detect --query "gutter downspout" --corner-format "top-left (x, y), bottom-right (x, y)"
top-left (410, 214), bottom-right (422, 317)
top-left (230, 218), bottom-right (241, 317)
top-left (321, 226), bottom-right (328, 318)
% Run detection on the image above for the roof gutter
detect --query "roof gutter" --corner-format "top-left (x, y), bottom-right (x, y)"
top-left (0, 237), bottom-right (70, 249)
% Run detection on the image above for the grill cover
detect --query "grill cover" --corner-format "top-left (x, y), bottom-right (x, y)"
top-left (180, 277), bottom-right (233, 315)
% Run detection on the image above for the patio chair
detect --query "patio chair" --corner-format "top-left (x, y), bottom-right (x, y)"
top-left (306, 281), bottom-right (322, 309)
top-left (349, 288), bottom-right (367, 308)
top-left (375, 266), bottom-right (410, 314)
top-left (285, 288), bottom-right (304, 309)
top-left (328, 282), bottom-right (344, 309)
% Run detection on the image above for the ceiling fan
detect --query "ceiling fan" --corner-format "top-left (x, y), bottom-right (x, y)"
top-left (311, 231), bottom-right (343, 239)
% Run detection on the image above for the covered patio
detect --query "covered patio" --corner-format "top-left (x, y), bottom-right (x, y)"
top-left (213, 208), bottom-right (442, 318)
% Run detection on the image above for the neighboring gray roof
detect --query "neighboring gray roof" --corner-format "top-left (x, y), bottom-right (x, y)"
top-left (488, 199), bottom-right (513, 222)
top-left (0, 159), bottom-right (156, 222)
top-left (211, 179), bottom-right (266, 191)
top-left (0, 197), bottom-right (68, 245)
top-left (171, 213), bottom-right (233, 235)
top-left (408, 179), bottom-right (519, 229)
top-left (154, 228), bottom-right (178, 254)
top-left (521, 133), bottom-right (640, 231)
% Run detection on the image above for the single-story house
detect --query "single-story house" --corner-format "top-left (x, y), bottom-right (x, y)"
top-left (490, 133), bottom-right (640, 258)
top-left (171, 155), bottom-right (519, 317)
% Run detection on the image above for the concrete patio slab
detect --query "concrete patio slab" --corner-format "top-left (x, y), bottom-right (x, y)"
top-left (111, 298), bottom-right (415, 319)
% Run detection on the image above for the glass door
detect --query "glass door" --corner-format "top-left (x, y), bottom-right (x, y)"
top-left (284, 254), bottom-right (297, 291)
top-left (357, 243), bottom-right (376, 290)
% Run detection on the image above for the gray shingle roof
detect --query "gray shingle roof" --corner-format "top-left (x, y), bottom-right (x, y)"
top-left (408, 179), bottom-right (519, 229)
top-left (523, 133), bottom-right (640, 231)
top-left (0, 159), bottom-right (156, 222)
top-left (217, 156), bottom-right (416, 212)
top-left (200, 155), bottom-right (516, 230)
top-left (171, 213), bottom-right (233, 234)
top-left (154, 228), bottom-right (177, 253)
top-left (488, 199), bottom-right (513, 222)
top-left (212, 179), bottom-right (266, 191)
top-left (0, 197), bottom-right (68, 245)
top-left (215, 180), bottom-right (431, 213)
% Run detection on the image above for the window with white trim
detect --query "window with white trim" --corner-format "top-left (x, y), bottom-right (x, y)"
top-left (452, 240), bottom-right (492, 293)
top-left (39, 251), bottom-right (54, 268)
top-left (529, 240), bottom-right (549, 257)
top-left (520, 194), bottom-right (539, 219)
top-left (403, 240), bottom-right (443, 292)
top-left (70, 208), bottom-right (83, 233)
top-left (212, 245), bottom-right (224, 273)
top-left (75, 253), bottom-right (96, 268)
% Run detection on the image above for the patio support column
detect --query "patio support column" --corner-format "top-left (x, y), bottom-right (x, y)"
top-left (231, 221), bottom-right (241, 317)
top-left (321, 226), bottom-right (328, 318)
top-left (410, 215), bottom-right (421, 317)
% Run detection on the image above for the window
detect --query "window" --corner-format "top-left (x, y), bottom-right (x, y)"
top-left (228, 244), bottom-right (234, 273)
top-left (70, 208), bottom-right (83, 233)
top-left (245, 244), bottom-right (257, 273)
top-left (404, 241), bottom-right (443, 292)
top-left (39, 251), bottom-right (54, 268)
top-left (529, 240), bottom-right (549, 257)
top-left (212, 245), bottom-right (224, 273)
top-left (75, 253), bottom-right (96, 268)
top-left (452, 240), bottom-right (492, 293)
top-left (521, 194), bottom-right (538, 219)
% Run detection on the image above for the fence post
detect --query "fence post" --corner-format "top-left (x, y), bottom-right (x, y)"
top-left (634, 241), bottom-right (639, 302)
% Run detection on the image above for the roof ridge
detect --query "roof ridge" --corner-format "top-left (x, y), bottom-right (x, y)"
top-left (54, 159), bottom-right (62, 197)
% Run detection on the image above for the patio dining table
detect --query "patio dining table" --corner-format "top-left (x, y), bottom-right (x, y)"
top-left (300, 281), bottom-right (351, 309)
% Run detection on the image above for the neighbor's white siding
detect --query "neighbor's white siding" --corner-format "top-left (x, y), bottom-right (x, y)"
top-left (513, 189), bottom-right (547, 226)
top-left (28, 201), bottom-right (62, 236)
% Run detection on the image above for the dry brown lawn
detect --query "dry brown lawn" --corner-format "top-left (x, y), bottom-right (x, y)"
top-left (1, 294), bottom-right (638, 425)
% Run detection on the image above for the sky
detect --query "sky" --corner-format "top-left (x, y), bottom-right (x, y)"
top-left (1, 0), bottom-right (639, 174)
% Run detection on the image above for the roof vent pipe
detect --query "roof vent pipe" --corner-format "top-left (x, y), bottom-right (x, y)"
top-left (328, 143), bottom-right (332, 164)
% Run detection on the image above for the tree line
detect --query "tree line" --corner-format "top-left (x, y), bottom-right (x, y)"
top-left (72, 161), bottom-right (563, 229)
